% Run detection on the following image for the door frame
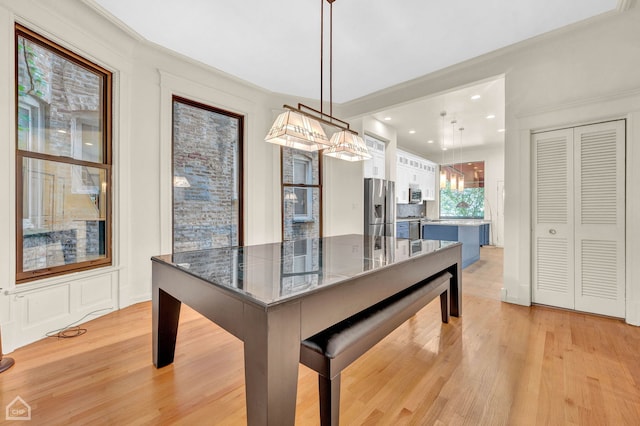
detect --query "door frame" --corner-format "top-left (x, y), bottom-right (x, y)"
top-left (503, 91), bottom-right (640, 326)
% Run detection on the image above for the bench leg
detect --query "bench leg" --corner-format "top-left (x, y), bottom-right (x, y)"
top-left (440, 289), bottom-right (449, 323)
top-left (318, 374), bottom-right (341, 426)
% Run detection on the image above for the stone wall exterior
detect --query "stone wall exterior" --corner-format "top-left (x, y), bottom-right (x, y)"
top-left (172, 100), bottom-right (241, 252)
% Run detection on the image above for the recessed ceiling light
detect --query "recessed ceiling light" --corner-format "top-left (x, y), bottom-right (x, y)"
top-left (442, 147), bottom-right (448, 151)
top-left (384, 117), bottom-right (392, 121)
top-left (84, 142), bottom-right (93, 146)
top-left (409, 130), bottom-right (416, 134)
top-left (467, 162), bottom-right (472, 165)
top-left (427, 140), bottom-right (434, 144)
top-left (486, 114), bottom-right (496, 119)
top-left (498, 128), bottom-right (505, 133)
top-left (57, 129), bottom-right (67, 134)
top-left (471, 95), bottom-right (481, 100)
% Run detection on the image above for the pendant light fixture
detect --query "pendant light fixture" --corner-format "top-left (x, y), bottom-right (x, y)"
top-left (455, 126), bottom-right (469, 208)
top-left (449, 119), bottom-right (458, 191)
top-left (439, 111), bottom-right (448, 189)
top-left (457, 127), bottom-right (465, 192)
top-left (265, 0), bottom-right (370, 161)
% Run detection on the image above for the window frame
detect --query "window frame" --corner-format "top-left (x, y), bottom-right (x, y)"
top-left (281, 148), bottom-right (323, 240)
top-left (15, 24), bottom-right (113, 283)
top-left (171, 95), bottom-right (244, 251)
top-left (292, 155), bottom-right (314, 222)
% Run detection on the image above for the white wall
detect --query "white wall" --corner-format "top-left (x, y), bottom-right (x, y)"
top-left (323, 116), bottom-right (398, 236)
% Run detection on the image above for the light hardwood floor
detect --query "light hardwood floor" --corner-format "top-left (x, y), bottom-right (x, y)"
top-left (1, 247), bottom-right (639, 425)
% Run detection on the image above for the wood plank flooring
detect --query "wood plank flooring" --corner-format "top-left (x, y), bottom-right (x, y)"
top-left (1, 247), bottom-right (639, 425)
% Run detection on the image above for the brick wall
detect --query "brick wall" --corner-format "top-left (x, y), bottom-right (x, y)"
top-left (172, 100), bottom-right (240, 252)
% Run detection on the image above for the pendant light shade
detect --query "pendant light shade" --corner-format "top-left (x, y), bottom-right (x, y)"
top-left (324, 131), bottom-right (371, 162)
top-left (265, 110), bottom-right (331, 152)
top-left (284, 191), bottom-right (298, 202)
top-left (458, 175), bottom-right (465, 192)
top-left (440, 169), bottom-right (447, 189)
top-left (450, 174), bottom-right (458, 191)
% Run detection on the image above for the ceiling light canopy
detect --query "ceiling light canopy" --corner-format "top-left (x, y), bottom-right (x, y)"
top-left (264, 0), bottom-right (370, 161)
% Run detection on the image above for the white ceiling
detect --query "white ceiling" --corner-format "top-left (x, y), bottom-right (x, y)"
top-left (88, 0), bottom-right (619, 159)
top-left (373, 76), bottom-right (506, 159)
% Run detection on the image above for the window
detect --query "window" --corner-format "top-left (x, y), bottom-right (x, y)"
top-left (292, 156), bottom-right (313, 221)
top-left (440, 161), bottom-right (485, 219)
top-left (172, 96), bottom-right (243, 252)
top-left (281, 148), bottom-right (321, 241)
top-left (16, 25), bottom-right (112, 283)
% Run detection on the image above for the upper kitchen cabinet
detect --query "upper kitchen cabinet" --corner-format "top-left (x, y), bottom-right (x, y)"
top-left (396, 149), bottom-right (437, 202)
top-left (363, 135), bottom-right (386, 179)
top-left (396, 154), bottom-right (410, 203)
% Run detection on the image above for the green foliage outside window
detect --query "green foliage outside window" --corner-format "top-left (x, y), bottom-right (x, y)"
top-left (440, 187), bottom-right (485, 219)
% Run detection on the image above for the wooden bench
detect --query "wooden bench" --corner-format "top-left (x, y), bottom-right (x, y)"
top-left (300, 271), bottom-right (452, 425)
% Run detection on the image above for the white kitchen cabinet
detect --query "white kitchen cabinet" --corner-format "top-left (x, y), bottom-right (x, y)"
top-left (363, 135), bottom-right (386, 179)
top-left (422, 161), bottom-right (436, 201)
top-left (396, 156), bottom-right (410, 203)
top-left (396, 149), bottom-right (436, 202)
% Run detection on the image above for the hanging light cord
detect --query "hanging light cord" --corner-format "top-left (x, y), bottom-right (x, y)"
top-left (330, 0), bottom-right (333, 118)
top-left (320, 0), bottom-right (324, 116)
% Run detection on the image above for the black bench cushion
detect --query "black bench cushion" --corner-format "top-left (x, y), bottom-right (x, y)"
top-left (301, 271), bottom-right (451, 377)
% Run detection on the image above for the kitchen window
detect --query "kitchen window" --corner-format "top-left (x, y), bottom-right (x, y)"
top-left (16, 24), bottom-right (112, 283)
top-left (439, 161), bottom-right (485, 219)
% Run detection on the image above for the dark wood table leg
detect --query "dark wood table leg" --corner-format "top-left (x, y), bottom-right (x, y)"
top-left (448, 260), bottom-right (462, 317)
top-left (152, 286), bottom-right (182, 368)
top-left (243, 302), bottom-right (301, 425)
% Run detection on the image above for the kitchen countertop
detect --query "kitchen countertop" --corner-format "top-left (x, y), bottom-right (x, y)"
top-left (396, 217), bottom-right (423, 222)
top-left (423, 219), bottom-right (491, 226)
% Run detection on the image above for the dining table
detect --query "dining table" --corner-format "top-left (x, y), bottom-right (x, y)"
top-left (151, 234), bottom-right (462, 425)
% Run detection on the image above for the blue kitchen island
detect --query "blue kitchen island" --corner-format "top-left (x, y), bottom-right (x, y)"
top-left (422, 220), bottom-right (490, 268)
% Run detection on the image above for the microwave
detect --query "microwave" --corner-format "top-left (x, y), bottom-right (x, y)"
top-left (409, 187), bottom-right (422, 203)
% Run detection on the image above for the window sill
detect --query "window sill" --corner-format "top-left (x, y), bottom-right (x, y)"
top-left (293, 217), bottom-right (315, 223)
top-left (4, 264), bottom-right (121, 295)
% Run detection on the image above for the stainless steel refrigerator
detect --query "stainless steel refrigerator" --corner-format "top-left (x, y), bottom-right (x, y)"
top-left (364, 178), bottom-right (395, 237)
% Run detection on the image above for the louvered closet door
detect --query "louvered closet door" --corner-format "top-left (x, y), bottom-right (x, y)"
top-left (532, 129), bottom-right (575, 309)
top-left (574, 121), bottom-right (625, 317)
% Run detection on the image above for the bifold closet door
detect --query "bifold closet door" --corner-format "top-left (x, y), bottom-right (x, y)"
top-left (532, 120), bottom-right (625, 317)
top-left (574, 121), bottom-right (625, 317)
top-left (532, 129), bottom-right (575, 309)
